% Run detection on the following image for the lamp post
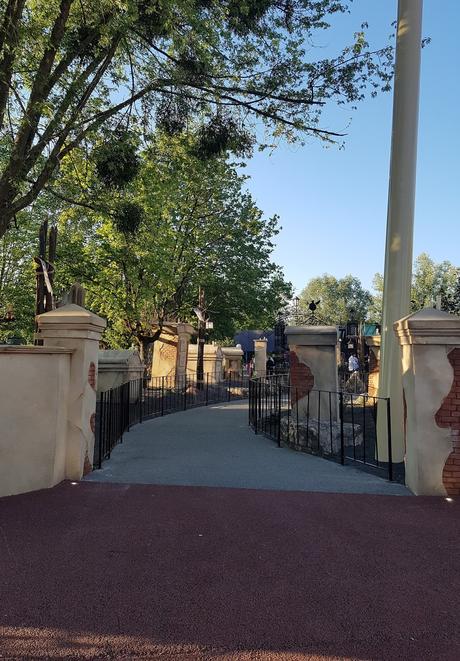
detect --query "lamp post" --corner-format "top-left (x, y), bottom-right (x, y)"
top-left (378, 0), bottom-right (423, 462)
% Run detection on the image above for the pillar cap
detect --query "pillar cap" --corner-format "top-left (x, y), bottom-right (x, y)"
top-left (153, 322), bottom-right (196, 336)
top-left (394, 307), bottom-right (460, 345)
top-left (37, 304), bottom-right (106, 339)
top-left (285, 326), bottom-right (338, 347)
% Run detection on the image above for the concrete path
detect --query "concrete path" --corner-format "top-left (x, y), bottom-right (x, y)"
top-left (86, 401), bottom-right (410, 495)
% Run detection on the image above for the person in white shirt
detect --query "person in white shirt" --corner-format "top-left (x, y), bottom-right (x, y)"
top-left (348, 353), bottom-right (359, 373)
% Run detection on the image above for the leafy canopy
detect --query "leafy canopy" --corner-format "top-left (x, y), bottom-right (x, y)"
top-left (0, 0), bottom-right (394, 237)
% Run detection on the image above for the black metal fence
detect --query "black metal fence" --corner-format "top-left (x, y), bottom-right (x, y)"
top-left (249, 376), bottom-right (396, 481)
top-left (94, 373), bottom-right (249, 469)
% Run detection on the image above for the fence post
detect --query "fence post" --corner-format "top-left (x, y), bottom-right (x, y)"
top-left (126, 381), bottom-right (131, 431)
top-left (227, 372), bottom-right (232, 402)
top-left (97, 392), bottom-right (104, 469)
top-left (386, 398), bottom-right (393, 481)
top-left (277, 383), bottom-right (282, 447)
top-left (139, 378), bottom-right (143, 424)
top-left (183, 375), bottom-right (187, 410)
top-left (205, 373), bottom-right (209, 406)
top-left (339, 392), bottom-right (345, 465)
top-left (248, 379), bottom-right (252, 425)
top-left (161, 376), bottom-right (165, 416)
top-left (254, 380), bottom-right (259, 434)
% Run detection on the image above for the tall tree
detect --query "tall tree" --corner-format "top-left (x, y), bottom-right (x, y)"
top-left (54, 134), bottom-right (291, 365)
top-left (0, 0), bottom-right (394, 238)
top-left (299, 274), bottom-right (372, 324)
top-left (370, 253), bottom-right (459, 321)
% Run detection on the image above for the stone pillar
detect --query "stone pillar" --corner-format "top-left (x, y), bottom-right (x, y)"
top-left (394, 308), bottom-right (460, 496)
top-left (187, 344), bottom-right (223, 382)
top-left (176, 322), bottom-right (194, 379)
top-left (365, 335), bottom-right (381, 397)
top-left (36, 304), bottom-right (106, 478)
top-left (253, 337), bottom-right (267, 377)
top-left (285, 326), bottom-right (339, 420)
top-left (151, 322), bottom-right (194, 381)
top-left (221, 347), bottom-right (244, 377)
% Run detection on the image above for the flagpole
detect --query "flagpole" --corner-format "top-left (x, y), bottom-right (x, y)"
top-left (378, 0), bottom-right (423, 462)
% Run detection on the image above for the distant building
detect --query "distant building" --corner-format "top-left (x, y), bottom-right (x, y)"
top-left (233, 330), bottom-right (275, 360)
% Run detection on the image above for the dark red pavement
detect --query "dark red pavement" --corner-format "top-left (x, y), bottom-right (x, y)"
top-left (0, 481), bottom-right (459, 660)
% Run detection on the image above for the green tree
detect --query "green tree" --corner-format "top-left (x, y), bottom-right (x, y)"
top-left (0, 0), bottom-right (394, 238)
top-left (54, 134), bottom-right (291, 365)
top-left (411, 253), bottom-right (458, 310)
top-left (370, 253), bottom-right (459, 321)
top-left (299, 274), bottom-right (372, 324)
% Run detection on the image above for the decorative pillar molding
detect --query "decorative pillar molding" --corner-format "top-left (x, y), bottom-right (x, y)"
top-left (36, 304), bottom-right (106, 479)
top-left (285, 326), bottom-right (339, 420)
top-left (394, 308), bottom-right (460, 496)
top-left (365, 335), bottom-right (381, 397)
top-left (253, 337), bottom-right (268, 377)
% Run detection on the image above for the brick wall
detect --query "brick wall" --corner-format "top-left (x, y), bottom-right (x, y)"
top-left (290, 351), bottom-right (314, 404)
top-left (435, 347), bottom-right (460, 496)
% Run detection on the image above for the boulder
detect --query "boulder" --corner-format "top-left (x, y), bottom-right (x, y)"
top-left (280, 417), bottom-right (362, 456)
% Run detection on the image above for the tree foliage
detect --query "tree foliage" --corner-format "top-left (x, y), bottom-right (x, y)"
top-left (370, 253), bottom-right (460, 321)
top-left (299, 274), bottom-right (372, 324)
top-left (0, 0), bottom-right (394, 238)
top-left (53, 134), bottom-right (291, 359)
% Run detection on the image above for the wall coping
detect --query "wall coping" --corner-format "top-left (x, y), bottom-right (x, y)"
top-left (221, 347), bottom-right (244, 357)
top-left (153, 322), bottom-right (196, 337)
top-left (365, 335), bottom-right (381, 348)
top-left (98, 349), bottom-right (143, 366)
top-left (37, 303), bottom-right (106, 330)
top-left (394, 307), bottom-right (460, 345)
top-left (188, 344), bottom-right (223, 357)
top-left (285, 325), bottom-right (338, 346)
top-left (0, 345), bottom-right (72, 355)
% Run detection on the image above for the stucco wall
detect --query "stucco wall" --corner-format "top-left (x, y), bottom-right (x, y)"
top-left (0, 347), bottom-right (71, 497)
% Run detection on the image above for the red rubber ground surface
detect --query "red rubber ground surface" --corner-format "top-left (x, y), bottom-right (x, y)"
top-left (0, 481), bottom-right (459, 660)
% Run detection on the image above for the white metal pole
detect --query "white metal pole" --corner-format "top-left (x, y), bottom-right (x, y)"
top-left (378, 0), bottom-right (423, 462)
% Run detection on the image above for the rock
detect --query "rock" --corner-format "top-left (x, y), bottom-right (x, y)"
top-left (280, 417), bottom-right (362, 456)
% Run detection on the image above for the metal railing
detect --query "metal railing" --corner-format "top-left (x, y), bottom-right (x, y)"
top-left (249, 376), bottom-right (395, 481)
top-left (338, 366), bottom-right (369, 394)
top-left (94, 373), bottom-right (249, 469)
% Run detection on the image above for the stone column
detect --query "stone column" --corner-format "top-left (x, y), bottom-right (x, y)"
top-left (394, 308), bottom-right (460, 496)
top-left (253, 337), bottom-right (267, 377)
top-left (176, 322), bottom-right (194, 379)
top-left (285, 326), bottom-right (339, 420)
top-left (36, 304), bottom-right (106, 479)
top-left (151, 322), bottom-right (194, 381)
top-left (365, 335), bottom-right (381, 397)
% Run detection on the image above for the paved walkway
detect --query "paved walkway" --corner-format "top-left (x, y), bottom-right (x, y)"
top-left (86, 401), bottom-right (409, 495)
top-left (1, 481), bottom-right (459, 660)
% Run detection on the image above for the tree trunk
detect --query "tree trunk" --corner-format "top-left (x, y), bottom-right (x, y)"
top-left (138, 337), bottom-right (153, 384)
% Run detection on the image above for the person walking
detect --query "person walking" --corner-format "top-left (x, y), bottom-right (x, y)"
top-left (348, 353), bottom-right (359, 373)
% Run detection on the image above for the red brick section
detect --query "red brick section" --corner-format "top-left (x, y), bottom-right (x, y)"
top-left (435, 347), bottom-right (460, 496)
top-left (289, 351), bottom-right (314, 404)
top-left (88, 361), bottom-right (96, 389)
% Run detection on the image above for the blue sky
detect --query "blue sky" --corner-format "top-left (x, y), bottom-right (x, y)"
top-left (243, 0), bottom-right (460, 296)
